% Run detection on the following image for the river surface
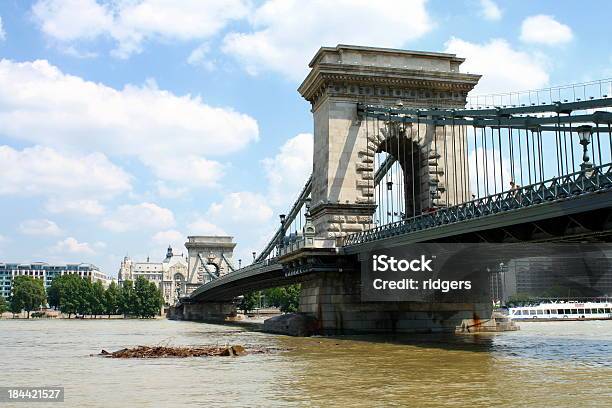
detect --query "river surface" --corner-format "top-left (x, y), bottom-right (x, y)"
top-left (1, 318), bottom-right (610, 407)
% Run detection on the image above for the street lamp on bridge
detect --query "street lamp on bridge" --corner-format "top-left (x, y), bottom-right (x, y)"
top-left (577, 124), bottom-right (593, 171)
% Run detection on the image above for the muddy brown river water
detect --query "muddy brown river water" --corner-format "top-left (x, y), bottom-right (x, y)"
top-left (1, 319), bottom-right (610, 407)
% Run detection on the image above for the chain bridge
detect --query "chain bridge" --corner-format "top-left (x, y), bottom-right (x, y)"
top-left (174, 45), bottom-right (612, 334)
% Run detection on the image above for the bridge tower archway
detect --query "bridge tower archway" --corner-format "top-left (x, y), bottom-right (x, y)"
top-left (298, 45), bottom-right (480, 240)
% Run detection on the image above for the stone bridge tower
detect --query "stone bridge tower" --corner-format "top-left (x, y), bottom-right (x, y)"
top-left (185, 236), bottom-right (236, 291)
top-left (298, 45), bottom-right (480, 240)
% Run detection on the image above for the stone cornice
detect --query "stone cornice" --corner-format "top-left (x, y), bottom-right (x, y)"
top-left (307, 45), bottom-right (466, 68)
top-left (299, 63), bottom-right (481, 105)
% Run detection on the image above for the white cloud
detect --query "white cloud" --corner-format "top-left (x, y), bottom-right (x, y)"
top-left (187, 43), bottom-right (215, 71)
top-left (0, 145), bottom-right (131, 198)
top-left (32, 0), bottom-right (251, 58)
top-left (151, 230), bottom-right (185, 251)
top-left (479, 0), bottom-right (501, 21)
top-left (102, 202), bottom-right (175, 232)
top-left (0, 59), bottom-right (258, 187)
top-left (155, 181), bottom-right (188, 199)
top-left (0, 16), bottom-right (6, 41)
top-left (520, 15), bottom-right (573, 46)
top-left (18, 219), bottom-right (62, 236)
top-left (52, 237), bottom-right (95, 255)
top-left (262, 133), bottom-right (313, 206)
top-left (144, 156), bottom-right (225, 188)
top-left (186, 219), bottom-right (227, 236)
top-left (45, 198), bottom-right (106, 216)
top-left (222, 0), bottom-right (433, 80)
top-left (207, 192), bottom-right (274, 225)
top-left (445, 37), bottom-right (549, 94)
top-left (32, 0), bottom-right (112, 42)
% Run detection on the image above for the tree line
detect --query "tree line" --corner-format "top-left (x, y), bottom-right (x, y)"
top-left (239, 284), bottom-right (300, 314)
top-left (0, 275), bottom-right (163, 319)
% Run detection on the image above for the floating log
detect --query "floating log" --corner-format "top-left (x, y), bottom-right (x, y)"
top-left (97, 345), bottom-right (258, 358)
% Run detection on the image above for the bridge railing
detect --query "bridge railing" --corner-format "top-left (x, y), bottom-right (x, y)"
top-left (344, 162), bottom-right (612, 247)
top-left (186, 257), bottom-right (281, 300)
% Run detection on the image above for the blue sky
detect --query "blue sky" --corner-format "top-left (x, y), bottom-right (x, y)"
top-left (0, 0), bottom-right (610, 277)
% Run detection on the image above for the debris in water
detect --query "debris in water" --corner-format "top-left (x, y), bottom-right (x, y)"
top-left (96, 345), bottom-right (260, 358)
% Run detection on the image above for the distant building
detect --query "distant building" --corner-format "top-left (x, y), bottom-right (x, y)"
top-left (0, 262), bottom-right (109, 299)
top-left (118, 246), bottom-right (189, 306)
top-left (501, 250), bottom-right (612, 300)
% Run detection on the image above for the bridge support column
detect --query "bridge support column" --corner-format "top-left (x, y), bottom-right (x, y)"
top-left (299, 270), bottom-right (491, 334)
top-left (180, 302), bottom-right (237, 322)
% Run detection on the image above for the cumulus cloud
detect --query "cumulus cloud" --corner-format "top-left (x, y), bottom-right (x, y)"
top-left (187, 43), bottom-right (215, 71)
top-left (207, 192), bottom-right (274, 225)
top-left (445, 37), bottom-right (549, 94)
top-left (32, 0), bottom-right (112, 41)
top-left (0, 59), bottom-right (258, 187)
top-left (151, 230), bottom-right (185, 251)
top-left (186, 219), bottom-right (227, 236)
top-left (18, 219), bottom-right (62, 236)
top-left (0, 16), bottom-right (6, 40)
top-left (45, 198), bottom-right (106, 216)
top-left (262, 133), bottom-right (313, 206)
top-left (0, 145), bottom-right (131, 198)
top-left (155, 181), bottom-right (189, 199)
top-left (222, 0), bottom-right (433, 80)
top-left (102, 202), bottom-right (175, 232)
top-left (479, 0), bottom-right (501, 21)
top-left (144, 156), bottom-right (225, 188)
top-left (32, 0), bottom-right (251, 58)
top-left (52, 237), bottom-right (96, 255)
top-left (520, 15), bottom-right (573, 46)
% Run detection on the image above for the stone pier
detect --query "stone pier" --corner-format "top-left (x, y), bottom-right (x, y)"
top-left (170, 302), bottom-right (237, 322)
top-left (298, 269), bottom-right (491, 335)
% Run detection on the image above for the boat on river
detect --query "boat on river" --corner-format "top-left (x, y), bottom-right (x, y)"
top-left (508, 301), bottom-right (612, 321)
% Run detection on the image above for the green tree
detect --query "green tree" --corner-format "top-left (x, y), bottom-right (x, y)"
top-left (89, 281), bottom-right (106, 318)
top-left (118, 280), bottom-right (137, 317)
top-left (76, 279), bottom-right (93, 317)
top-left (0, 296), bottom-right (7, 315)
top-left (239, 291), bottom-right (258, 314)
top-left (104, 281), bottom-right (120, 318)
top-left (47, 275), bottom-right (64, 310)
top-left (134, 277), bottom-right (163, 318)
top-left (9, 297), bottom-right (21, 317)
top-left (507, 293), bottom-right (535, 307)
top-left (10, 276), bottom-right (46, 318)
top-left (263, 285), bottom-right (301, 313)
top-left (278, 285), bottom-right (300, 313)
top-left (61, 274), bottom-right (85, 318)
top-left (50, 274), bottom-right (91, 318)
top-left (263, 287), bottom-right (283, 307)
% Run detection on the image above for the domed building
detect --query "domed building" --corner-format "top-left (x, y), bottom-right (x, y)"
top-left (118, 245), bottom-right (188, 306)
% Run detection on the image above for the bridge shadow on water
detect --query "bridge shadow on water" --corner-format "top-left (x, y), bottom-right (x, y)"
top-left (191, 318), bottom-right (499, 353)
top-left (315, 332), bottom-right (497, 353)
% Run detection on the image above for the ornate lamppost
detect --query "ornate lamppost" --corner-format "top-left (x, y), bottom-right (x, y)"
top-left (278, 214), bottom-right (286, 255)
top-left (577, 124), bottom-right (593, 171)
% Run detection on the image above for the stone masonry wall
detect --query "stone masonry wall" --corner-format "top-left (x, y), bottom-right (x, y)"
top-left (299, 270), bottom-right (492, 334)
